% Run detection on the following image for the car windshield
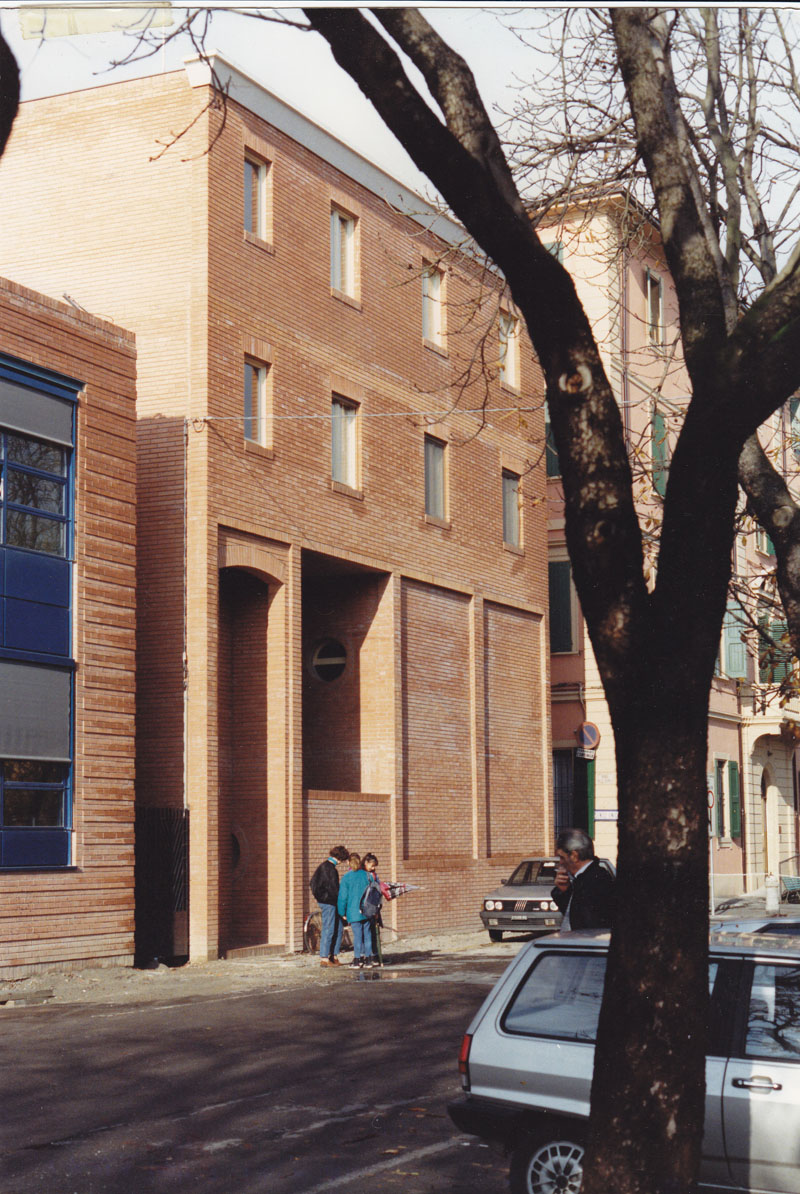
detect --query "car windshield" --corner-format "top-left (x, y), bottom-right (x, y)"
top-left (507, 860), bottom-right (558, 886)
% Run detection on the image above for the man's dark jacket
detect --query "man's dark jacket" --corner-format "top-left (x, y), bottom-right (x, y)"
top-left (551, 858), bottom-right (614, 929)
top-left (310, 858), bottom-right (340, 905)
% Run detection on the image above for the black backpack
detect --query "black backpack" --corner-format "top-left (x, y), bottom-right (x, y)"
top-left (359, 877), bottom-right (382, 918)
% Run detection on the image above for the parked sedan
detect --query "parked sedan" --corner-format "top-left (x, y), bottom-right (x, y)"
top-left (480, 857), bottom-right (616, 941)
top-left (449, 926), bottom-right (800, 1193)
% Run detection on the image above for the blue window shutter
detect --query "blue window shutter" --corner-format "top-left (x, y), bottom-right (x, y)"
top-left (728, 761), bottom-right (741, 838)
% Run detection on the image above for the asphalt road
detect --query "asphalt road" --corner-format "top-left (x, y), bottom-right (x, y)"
top-left (1, 953), bottom-right (513, 1194)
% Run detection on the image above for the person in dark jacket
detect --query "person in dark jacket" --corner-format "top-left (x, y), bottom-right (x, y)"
top-left (551, 828), bottom-right (614, 930)
top-left (310, 844), bottom-right (350, 966)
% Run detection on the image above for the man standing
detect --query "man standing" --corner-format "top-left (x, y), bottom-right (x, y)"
top-left (552, 828), bottom-right (615, 930)
top-left (310, 845), bottom-right (350, 966)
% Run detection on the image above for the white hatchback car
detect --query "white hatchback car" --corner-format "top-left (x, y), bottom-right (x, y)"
top-left (449, 926), bottom-right (800, 1193)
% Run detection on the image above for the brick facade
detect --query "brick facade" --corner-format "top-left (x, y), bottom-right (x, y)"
top-left (0, 58), bottom-right (549, 959)
top-left (0, 278), bottom-right (136, 977)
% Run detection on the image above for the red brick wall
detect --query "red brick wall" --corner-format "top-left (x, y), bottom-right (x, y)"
top-left (0, 278), bottom-right (136, 976)
top-left (0, 68), bottom-right (550, 952)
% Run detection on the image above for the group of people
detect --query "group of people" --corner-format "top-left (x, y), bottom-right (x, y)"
top-left (309, 846), bottom-right (384, 969)
top-left (310, 827), bottom-right (614, 972)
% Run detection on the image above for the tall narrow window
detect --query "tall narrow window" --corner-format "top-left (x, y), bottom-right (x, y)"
top-left (330, 208), bottom-right (356, 297)
top-left (244, 154), bottom-right (270, 241)
top-left (424, 434), bottom-right (446, 519)
top-left (498, 311), bottom-right (520, 389)
top-left (544, 240), bottom-right (564, 264)
top-left (244, 359), bottom-right (268, 446)
top-left (545, 402), bottom-right (560, 477)
top-left (502, 470), bottom-right (521, 547)
top-left (422, 264), bottom-right (443, 346)
top-left (646, 268), bottom-right (664, 346)
top-left (331, 396), bottom-right (358, 488)
top-left (549, 558), bottom-right (575, 653)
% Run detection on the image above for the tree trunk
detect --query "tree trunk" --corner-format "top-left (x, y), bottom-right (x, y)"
top-left (585, 719), bottom-right (709, 1194)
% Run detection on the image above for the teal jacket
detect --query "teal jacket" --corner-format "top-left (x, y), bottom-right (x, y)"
top-left (338, 869), bottom-right (370, 923)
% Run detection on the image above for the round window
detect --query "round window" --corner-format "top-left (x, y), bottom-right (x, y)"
top-left (311, 638), bottom-right (347, 682)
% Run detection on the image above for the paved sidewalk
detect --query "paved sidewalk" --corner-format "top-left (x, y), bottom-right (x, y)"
top-left (0, 926), bottom-right (516, 1008)
top-left (4, 898), bottom-right (799, 1010)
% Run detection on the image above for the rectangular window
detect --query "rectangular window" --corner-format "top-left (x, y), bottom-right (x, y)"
top-left (545, 402), bottom-right (560, 477)
top-left (745, 964), bottom-right (800, 1059)
top-left (331, 395), bottom-right (359, 488)
top-left (244, 154), bottom-right (270, 241)
top-left (330, 208), bottom-right (357, 297)
top-left (721, 601), bottom-right (748, 680)
top-left (544, 240), bottom-right (564, 264)
top-left (498, 311), bottom-right (520, 389)
top-left (243, 359), bottom-right (268, 446)
top-left (422, 264), bottom-right (444, 346)
top-left (549, 558), bottom-right (575, 653)
top-left (646, 268), bottom-right (664, 346)
top-left (424, 434), bottom-right (446, 519)
top-left (502, 469), bottom-right (521, 547)
top-left (1, 430), bottom-right (69, 558)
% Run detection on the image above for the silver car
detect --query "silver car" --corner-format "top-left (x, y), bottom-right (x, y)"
top-left (449, 927), bottom-right (800, 1193)
top-left (480, 857), bottom-right (616, 941)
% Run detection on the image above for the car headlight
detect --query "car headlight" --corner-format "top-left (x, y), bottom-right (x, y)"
top-left (549, 901), bottom-right (558, 911)
top-left (538, 901), bottom-right (548, 910)
top-left (484, 900), bottom-right (496, 911)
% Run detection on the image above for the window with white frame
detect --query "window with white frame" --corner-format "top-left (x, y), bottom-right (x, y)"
top-left (330, 208), bottom-right (357, 297)
top-left (331, 395), bottom-right (359, 488)
top-left (244, 154), bottom-right (270, 241)
top-left (422, 264), bottom-right (444, 347)
top-left (502, 469), bottom-right (521, 547)
top-left (646, 268), bottom-right (664, 346)
top-left (424, 434), bottom-right (446, 519)
top-left (244, 358), bottom-right (269, 446)
top-left (499, 311), bottom-right (520, 389)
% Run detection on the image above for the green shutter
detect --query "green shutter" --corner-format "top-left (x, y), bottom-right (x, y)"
top-left (715, 762), bottom-right (725, 838)
top-left (652, 408), bottom-right (668, 497)
top-left (723, 601), bottom-right (748, 679)
top-left (549, 560), bottom-right (573, 653)
top-left (728, 761), bottom-right (741, 838)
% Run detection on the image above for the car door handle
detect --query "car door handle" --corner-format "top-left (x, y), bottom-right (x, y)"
top-left (732, 1076), bottom-right (783, 1092)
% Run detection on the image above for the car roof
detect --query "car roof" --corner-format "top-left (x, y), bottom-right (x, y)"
top-left (531, 925), bottom-right (800, 958)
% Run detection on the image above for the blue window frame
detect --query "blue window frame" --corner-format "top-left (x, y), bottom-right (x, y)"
top-left (0, 353), bottom-right (79, 869)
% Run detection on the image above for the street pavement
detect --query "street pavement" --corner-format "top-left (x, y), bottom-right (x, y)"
top-left (1, 941), bottom-right (514, 1194)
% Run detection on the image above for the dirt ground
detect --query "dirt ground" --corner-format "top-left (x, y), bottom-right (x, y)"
top-left (0, 927), bottom-right (518, 1007)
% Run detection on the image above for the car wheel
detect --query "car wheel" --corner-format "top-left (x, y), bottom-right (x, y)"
top-left (509, 1129), bottom-right (584, 1194)
top-left (489, 929), bottom-right (504, 942)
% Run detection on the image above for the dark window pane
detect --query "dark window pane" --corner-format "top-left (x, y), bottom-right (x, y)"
top-left (8, 469), bottom-right (65, 514)
top-left (6, 510), bottom-right (66, 556)
top-left (7, 434), bottom-right (66, 476)
top-left (3, 788), bottom-right (63, 827)
top-left (3, 760), bottom-right (66, 783)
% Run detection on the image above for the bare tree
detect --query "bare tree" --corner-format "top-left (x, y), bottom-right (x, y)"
top-left (506, 7), bottom-right (800, 679)
top-left (292, 8), bottom-right (800, 1194)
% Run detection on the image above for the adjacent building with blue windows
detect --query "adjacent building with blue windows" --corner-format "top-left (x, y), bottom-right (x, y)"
top-left (0, 278), bottom-right (136, 977)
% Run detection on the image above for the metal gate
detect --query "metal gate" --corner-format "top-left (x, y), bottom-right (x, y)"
top-left (134, 806), bottom-right (189, 964)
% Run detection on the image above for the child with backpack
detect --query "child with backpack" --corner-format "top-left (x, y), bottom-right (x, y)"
top-left (360, 853), bottom-right (384, 967)
top-left (337, 853), bottom-right (372, 969)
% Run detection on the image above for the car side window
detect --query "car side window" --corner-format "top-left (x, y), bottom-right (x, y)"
top-left (744, 964), bottom-right (800, 1060)
top-left (503, 953), bottom-right (607, 1041)
top-left (503, 955), bottom-right (723, 1044)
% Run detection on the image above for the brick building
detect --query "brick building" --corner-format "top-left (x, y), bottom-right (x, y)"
top-left (0, 57), bottom-right (549, 960)
top-left (0, 278), bottom-right (136, 977)
top-left (545, 202), bottom-right (800, 899)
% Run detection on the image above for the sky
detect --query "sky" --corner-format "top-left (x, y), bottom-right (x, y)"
top-left (0, 3), bottom-right (539, 198)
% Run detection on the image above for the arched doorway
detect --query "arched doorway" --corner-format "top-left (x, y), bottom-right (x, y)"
top-left (218, 567), bottom-right (273, 951)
